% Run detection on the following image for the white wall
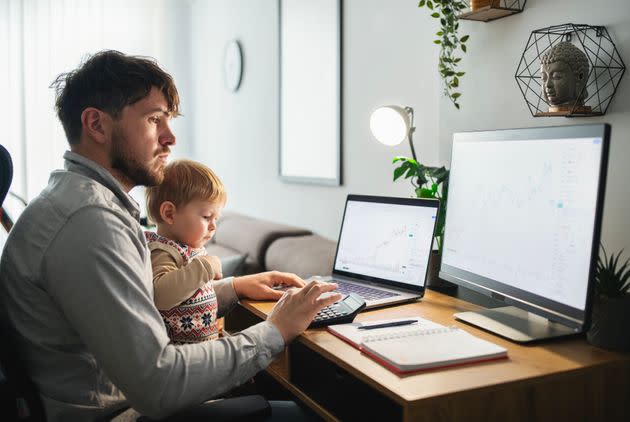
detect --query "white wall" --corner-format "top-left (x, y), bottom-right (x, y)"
top-left (189, 0), bottom-right (439, 240)
top-left (187, 0), bottom-right (630, 252)
top-left (439, 0), bottom-right (630, 253)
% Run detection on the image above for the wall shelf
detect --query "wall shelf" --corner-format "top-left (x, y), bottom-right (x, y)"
top-left (458, 1), bottom-right (526, 23)
top-left (515, 23), bottom-right (626, 117)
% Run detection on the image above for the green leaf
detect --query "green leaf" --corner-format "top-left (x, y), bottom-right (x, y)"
top-left (454, 58), bottom-right (462, 63)
top-left (427, 0), bottom-right (433, 9)
top-left (456, 72), bottom-right (465, 76)
top-left (454, 103), bottom-right (460, 109)
top-left (460, 35), bottom-right (469, 42)
top-left (452, 92), bottom-right (461, 99)
top-left (419, 188), bottom-right (436, 198)
top-left (461, 44), bottom-right (467, 53)
top-left (418, 0), bottom-right (426, 6)
top-left (434, 40), bottom-right (441, 44)
top-left (393, 165), bottom-right (407, 181)
top-left (436, 31), bottom-right (443, 36)
top-left (452, 77), bottom-right (459, 87)
top-left (404, 166), bottom-right (417, 179)
top-left (431, 12), bottom-right (439, 17)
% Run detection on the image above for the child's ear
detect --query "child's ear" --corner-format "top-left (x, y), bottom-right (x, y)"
top-left (159, 201), bottom-right (177, 225)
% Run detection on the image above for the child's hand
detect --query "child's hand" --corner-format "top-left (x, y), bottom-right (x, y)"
top-left (202, 255), bottom-right (223, 280)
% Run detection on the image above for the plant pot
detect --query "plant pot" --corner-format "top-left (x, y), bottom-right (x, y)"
top-left (470, 0), bottom-right (498, 11)
top-left (586, 294), bottom-right (630, 352)
top-left (426, 251), bottom-right (457, 291)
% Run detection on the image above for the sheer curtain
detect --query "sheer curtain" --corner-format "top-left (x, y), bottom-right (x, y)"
top-left (0, 0), bottom-right (187, 203)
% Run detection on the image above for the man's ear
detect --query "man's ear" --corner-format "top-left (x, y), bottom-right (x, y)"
top-left (80, 107), bottom-right (112, 144)
top-left (159, 201), bottom-right (177, 225)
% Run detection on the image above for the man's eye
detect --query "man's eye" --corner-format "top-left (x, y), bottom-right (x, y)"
top-left (149, 116), bottom-right (160, 124)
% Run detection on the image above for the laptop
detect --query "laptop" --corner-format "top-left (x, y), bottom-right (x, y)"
top-left (313, 194), bottom-right (439, 310)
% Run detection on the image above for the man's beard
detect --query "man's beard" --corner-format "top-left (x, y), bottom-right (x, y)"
top-left (110, 128), bottom-right (166, 187)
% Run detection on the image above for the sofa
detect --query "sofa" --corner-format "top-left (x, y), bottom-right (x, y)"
top-left (205, 212), bottom-right (337, 279)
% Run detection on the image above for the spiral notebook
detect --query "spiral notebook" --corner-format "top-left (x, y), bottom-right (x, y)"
top-left (328, 317), bottom-right (508, 375)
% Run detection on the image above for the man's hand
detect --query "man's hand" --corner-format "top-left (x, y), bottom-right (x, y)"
top-left (266, 281), bottom-right (342, 343)
top-left (233, 271), bottom-right (305, 301)
top-left (201, 255), bottom-right (223, 280)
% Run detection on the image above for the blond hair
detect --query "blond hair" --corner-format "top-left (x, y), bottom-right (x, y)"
top-left (146, 159), bottom-right (226, 224)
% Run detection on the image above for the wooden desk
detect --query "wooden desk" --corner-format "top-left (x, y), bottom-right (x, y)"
top-left (225, 290), bottom-right (630, 421)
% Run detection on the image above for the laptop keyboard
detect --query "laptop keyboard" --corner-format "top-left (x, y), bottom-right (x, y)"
top-left (333, 280), bottom-right (400, 301)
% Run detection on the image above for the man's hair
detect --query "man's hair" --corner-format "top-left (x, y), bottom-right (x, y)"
top-left (51, 50), bottom-right (180, 144)
top-left (145, 160), bottom-right (227, 224)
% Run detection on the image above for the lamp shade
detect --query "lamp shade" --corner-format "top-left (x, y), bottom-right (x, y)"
top-left (369, 106), bottom-right (411, 146)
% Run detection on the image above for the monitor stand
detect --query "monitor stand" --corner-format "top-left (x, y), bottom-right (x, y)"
top-left (454, 306), bottom-right (579, 343)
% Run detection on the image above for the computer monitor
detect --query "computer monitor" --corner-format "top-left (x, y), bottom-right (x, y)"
top-left (439, 124), bottom-right (610, 342)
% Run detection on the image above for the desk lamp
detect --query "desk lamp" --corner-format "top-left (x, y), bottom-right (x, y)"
top-left (369, 105), bottom-right (417, 161)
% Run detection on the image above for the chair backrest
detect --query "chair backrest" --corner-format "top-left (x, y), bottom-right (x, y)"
top-left (0, 144), bottom-right (46, 420)
top-left (1, 145), bottom-right (14, 232)
top-left (0, 144), bottom-right (12, 207)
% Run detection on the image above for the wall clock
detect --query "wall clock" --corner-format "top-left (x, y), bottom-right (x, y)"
top-left (224, 39), bottom-right (243, 92)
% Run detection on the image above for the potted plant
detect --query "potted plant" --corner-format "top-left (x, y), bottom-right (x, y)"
top-left (586, 245), bottom-right (630, 352)
top-left (392, 156), bottom-right (455, 289)
top-left (418, 0), bottom-right (470, 109)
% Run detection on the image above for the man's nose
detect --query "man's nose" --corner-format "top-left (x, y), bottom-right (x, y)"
top-left (160, 122), bottom-right (176, 146)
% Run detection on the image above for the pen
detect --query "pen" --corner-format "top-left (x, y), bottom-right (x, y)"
top-left (358, 319), bottom-right (418, 330)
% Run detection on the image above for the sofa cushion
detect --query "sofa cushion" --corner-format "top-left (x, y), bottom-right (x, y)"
top-left (220, 253), bottom-right (248, 277)
top-left (204, 243), bottom-right (249, 277)
top-left (214, 212), bottom-right (312, 271)
top-left (265, 234), bottom-right (336, 279)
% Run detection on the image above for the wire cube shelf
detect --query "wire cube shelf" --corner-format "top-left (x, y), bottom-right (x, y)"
top-left (515, 23), bottom-right (626, 117)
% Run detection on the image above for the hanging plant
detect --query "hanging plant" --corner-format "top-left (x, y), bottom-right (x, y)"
top-left (418, 0), bottom-right (470, 109)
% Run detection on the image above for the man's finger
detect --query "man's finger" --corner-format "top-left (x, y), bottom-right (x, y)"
top-left (266, 288), bottom-right (284, 300)
top-left (277, 273), bottom-right (305, 288)
top-left (300, 280), bottom-right (325, 295)
top-left (304, 281), bottom-right (338, 300)
top-left (316, 292), bottom-right (343, 309)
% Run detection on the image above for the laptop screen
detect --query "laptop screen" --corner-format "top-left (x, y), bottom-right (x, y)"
top-left (333, 195), bottom-right (439, 290)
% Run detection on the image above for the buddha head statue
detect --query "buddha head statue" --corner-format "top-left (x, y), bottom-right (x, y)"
top-left (540, 41), bottom-right (590, 106)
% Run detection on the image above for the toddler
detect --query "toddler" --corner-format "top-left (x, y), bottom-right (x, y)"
top-left (145, 159), bottom-right (225, 343)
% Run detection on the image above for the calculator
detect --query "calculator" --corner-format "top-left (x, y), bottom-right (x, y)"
top-left (309, 293), bottom-right (366, 328)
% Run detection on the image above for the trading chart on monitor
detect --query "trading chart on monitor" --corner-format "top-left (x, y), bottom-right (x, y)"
top-left (334, 200), bottom-right (437, 285)
top-left (442, 136), bottom-right (603, 309)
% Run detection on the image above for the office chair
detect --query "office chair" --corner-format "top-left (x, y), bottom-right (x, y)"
top-left (0, 144), bottom-right (12, 226)
top-left (0, 144), bottom-right (47, 421)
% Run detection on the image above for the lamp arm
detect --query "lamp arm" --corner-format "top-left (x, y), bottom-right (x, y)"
top-left (404, 107), bottom-right (418, 162)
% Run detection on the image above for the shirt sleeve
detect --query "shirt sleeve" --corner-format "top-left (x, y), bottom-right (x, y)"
top-left (150, 247), bottom-right (215, 310)
top-left (44, 207), bottom-right (285, 419)
top-left (213, 277), bottom-right (239, 317)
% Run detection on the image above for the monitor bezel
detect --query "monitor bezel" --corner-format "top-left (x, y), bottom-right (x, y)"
top-left (439, 123), bottom-right (610, 331)
top-left (332, 194), bottom-right (440, 294)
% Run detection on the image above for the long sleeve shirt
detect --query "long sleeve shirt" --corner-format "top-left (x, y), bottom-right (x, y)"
top-left (0, 151), bottom-right (285, 421)
top-left (146, 234), bottom-right (216, 310)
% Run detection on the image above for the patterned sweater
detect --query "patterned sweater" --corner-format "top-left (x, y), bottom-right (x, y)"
top-left (145, 231), bottom-right (219, 343)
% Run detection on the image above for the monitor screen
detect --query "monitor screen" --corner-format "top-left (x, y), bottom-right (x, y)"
top-left (440, 124), bottom-right (609, 337)
top-left (333, 195), bottom-right (438, 289)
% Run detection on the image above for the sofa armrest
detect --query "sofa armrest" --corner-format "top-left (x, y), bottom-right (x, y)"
top-left (265, 234), bottom-right (336, 279)
top-left (213, 212), bottom-right (312, 273)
